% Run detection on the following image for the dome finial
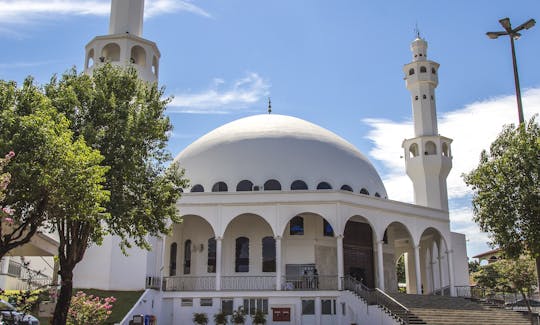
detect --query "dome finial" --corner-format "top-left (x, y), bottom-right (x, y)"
top-left (268, 97), bottom-right (272, 114)
top-left (414, 22), bottom-right (421, 39)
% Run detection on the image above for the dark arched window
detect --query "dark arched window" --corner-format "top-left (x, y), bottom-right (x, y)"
top-left (291, 180), bottom-right (308, 190)
top-left (169, 243), bottom-right (177, 276)
top-left (431, 67), bottom-right (436, 74)
top-left (340, 185), bottom-right (353, 192)
top-left (235, 237), bottom-right (249, 272)
top-left (409, 68), bottom-right (415, 75)
top-left (184, 240), bottom-right (192, 274)
top-left (290, 216), bottom-right (304, 235)
top-left (420, 66), bottom-right (427, 73)
top-left (317, 182), bottom-right (332, 190)
top-left (323, 219), bottom-right (334, 237)
top-left (262, 237), bottom-right (276, 272)
top-left (360, 188), bottom-right (369, 195)
top-left (212, 181), bottom-right (228, 192)
top-left (264, 179), bottom-right (281, 191)
top-left (207, 237), bottom-right (216, 273)
top-left (191, 184), bottom-right (204, 192)
top-left (375, 192), bottom-right (381, 198)
top-left (236, 180), bottom-right (253, 191)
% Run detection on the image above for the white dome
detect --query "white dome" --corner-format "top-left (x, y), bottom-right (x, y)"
top-left (175, 114), bottom-right (387, 197)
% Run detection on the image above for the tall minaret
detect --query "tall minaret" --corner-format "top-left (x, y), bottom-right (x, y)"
top-left (402, 36), bottom-right (452, 211)
top-left (84, 0), bottom-right (160, 83)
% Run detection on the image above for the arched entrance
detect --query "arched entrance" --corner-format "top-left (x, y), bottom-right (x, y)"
top-left (343, 216), bottom-right (375, 288)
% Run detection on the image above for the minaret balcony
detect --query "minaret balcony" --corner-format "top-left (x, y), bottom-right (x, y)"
top-left (402, 136), bottom-right (453, 162)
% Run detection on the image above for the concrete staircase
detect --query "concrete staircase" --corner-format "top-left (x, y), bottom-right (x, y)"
top-left (388, 293), bottom-right (533, 325)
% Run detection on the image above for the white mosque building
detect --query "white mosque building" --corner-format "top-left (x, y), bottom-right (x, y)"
top-left (73, 1), bottom-right (469, 324)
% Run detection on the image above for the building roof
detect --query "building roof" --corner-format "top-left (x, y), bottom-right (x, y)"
top-left (175, 114), bottom-right (387, 196)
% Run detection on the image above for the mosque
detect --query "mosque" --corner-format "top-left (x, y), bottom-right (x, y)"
top-left (73, 1), bottom-right (469, 324)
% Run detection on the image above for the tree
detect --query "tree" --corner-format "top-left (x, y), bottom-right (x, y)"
top-left (0, 78), bottom-right (110, 324)
top-left (44, 65), bottom-right (187, 324)
top-left (463, 117), bottom-right (540, 290)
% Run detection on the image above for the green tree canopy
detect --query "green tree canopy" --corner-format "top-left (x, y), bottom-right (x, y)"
top-left (463, 117), bottom-right (540, 288)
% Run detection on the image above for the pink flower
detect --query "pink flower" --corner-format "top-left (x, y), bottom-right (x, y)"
top-left (4, 218), bottom-right (13, 223)
top-left (8, 151), bottom-right (15, 157)
top-left (2, 207), bottom-right (14, 215)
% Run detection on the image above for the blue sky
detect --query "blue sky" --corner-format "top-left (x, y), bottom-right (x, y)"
top-left (1, 0), bottom-right (539, 259)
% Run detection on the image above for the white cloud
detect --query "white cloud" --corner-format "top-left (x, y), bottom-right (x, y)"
top-left (364, 87), bottom-right (540, 256)
top-left (168, 73), bottom-right (271, 114)
top-left (0, 0), bottom-right (209, 27)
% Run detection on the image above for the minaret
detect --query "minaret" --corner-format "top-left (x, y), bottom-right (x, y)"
top-left (402, 36), bottom-right (452, 211)
top-left (84, 0), bottom-right (160, 83)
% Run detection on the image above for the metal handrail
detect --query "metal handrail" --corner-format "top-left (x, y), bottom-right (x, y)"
top-left (343, 275), bottom-right (410, 324)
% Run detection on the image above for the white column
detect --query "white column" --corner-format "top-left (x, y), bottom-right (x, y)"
top-left (336, 235), bottom-right (344, 290)
top-left (315, 296), bottom-right (322, 325)
top-left (0, 257), bottom-right (9, 274)
top-left (413, 245), bottom-right (422, 294)
top-left (430, 248), bottom-right (436, 294)
top-left (438, 244), bottom-right (444, 295)
top-left (376, 240), bottom-right (385, 291)
top-left (216, 237), bottom-right (222, 291)
top-left (446, 249), bottom-right (455, 296)
top-left (275, 236), bottom-right (282, 291)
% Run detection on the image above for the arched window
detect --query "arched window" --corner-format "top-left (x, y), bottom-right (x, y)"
top-left (169, 243), bottom-right (177, 276)
top-left (340, 185), bottom-right (353, 192)
top-left (235, 237), bottom-right (249, 272)
top-left (183, 240), bottom-right (192, 274)
top-left (291, 180), bottom-right (308, 190)
top-left (317, 182), bottom-right (332, 190)
top-left (130, 45), bottom-right (146, 66)
top-left (264, 179), bottom-right (281, 191)
top-left (425, 141), bottom-right (437, 155)
top-left (442, 142), bottom-right (449, 157)
top-left (323, 219), bottom-right (334, 237)
top-left (360, 188), bottom-right (370, 195)
top-left (375, 192), bottom-right (381, 198)
top-left (207, 237), bottom-right (216, 273)
top-left (409, 143), bottom-right (419, 157)
top-left (262, 237), bottom-right (276, 272)
top-left (236, 180), bottom-right (253, 191)
top-left (420, 66), bottom-right (427, 73)
top-left (290, 216), bottom-right (304, 235)
top-left (152, 56), bottom-right (159, 78)
top-left (212, 181), bottom-right (228, 192)
top-left (86, 49), bottom-right (95, 69)
top-left (431, 67), bottom-right (437, 74)
top-left (409, 68), bottom-right (415, 75)
top-left (191, 184), bottom-right (204, 192)
top-left (102, 43), bottom-right (121, 62)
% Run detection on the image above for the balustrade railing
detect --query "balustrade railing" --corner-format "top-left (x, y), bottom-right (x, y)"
top-left (163, 276), bottom-right (215, 291)
top-left (221, 276), bottom-right (275, 291)
top-left (282, 275), bottom-right (338, 291)
top-left (343, 276), bottom-right (410, 324)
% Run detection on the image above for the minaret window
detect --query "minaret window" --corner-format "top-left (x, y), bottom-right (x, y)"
top-left (420, 66), bottom-right (427, 73)
top-left (360, 188), bottom-right (370, 195)
top-left (130, 45), bottom-right (146, 66)
top-left (432, 67), bottom-right (437, 74)
top-left (409, 68), bottom-right (415, 75)
top-left (415, 96), bottom-right (418, 101)
top-left (191, 184), bottom-right (204, 192)
top-left (152, 56), bottom-right (159, 78)
top-left (236, 180), bottom-right (253, 191)
top-left (442, 142), bottom-right (450, 157)
top-left (86, 49), bottom-right (95, 69)
top-left (423, 94), bottom-right (427, 99)
top-left (424, 141), bottom-right (437, 155)
top-left (291, 180), bottom-right (308, 190)
top-left (264, 179), bottom-right (281, 191)
top-left (102, 43), bottom-right (121, 62)
top-left (212, 181), bottom-right (228, 192)
top-left (317, 182), bottom-right (332, 190)
top-left (235, 237), bottom-right (249, 272)
top-left (409, 143), bottom-right (419, 157)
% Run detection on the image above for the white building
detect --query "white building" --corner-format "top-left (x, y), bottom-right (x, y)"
top-left (73, 1), bottom-right (469, 324)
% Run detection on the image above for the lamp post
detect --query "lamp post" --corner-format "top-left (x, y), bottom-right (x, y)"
top-left (487, 17), bottom-right (535, 124)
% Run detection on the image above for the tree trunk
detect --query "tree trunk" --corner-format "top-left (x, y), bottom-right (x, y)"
top-left (520, 290), bottom-right (532, 314)
top-left (52, 266), bottom-right (74, 325)
top-left (536, 256), bottom-right (540, 296)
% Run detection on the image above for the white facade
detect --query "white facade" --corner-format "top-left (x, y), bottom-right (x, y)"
top-left (74, 1), bottom-right (470, 324)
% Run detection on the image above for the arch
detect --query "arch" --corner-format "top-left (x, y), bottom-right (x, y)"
top-left (102, 43), bottom-right (121, 62)
top-left (235, 236), bottom-right (249, 272)
top-left (409, 143), bottom-right (419, 158)
top-left (431, 67), bottom-right (437, 74)
top-left (340, 185), bottom-right (353, 192)
top-left (152, 56), bottom-right (159, 78)
top-left (418, 227), bottom-right (450, 294)
top-left (212, 181), bottom-right (228, 192)
top-left (409, 68), bottom-right (415, 75)
top-left (169, 242), bottom-right (177, 276)
top-left (264, 179), bottom-right (281, 191)
top-left (183, 239), bottom-right (192, 274)
top-left (289, 215), bottom-right (304, 235)
top-left (262, 236), bottom-right (276, 272)
top-left (279, 211), bottom-right (338, 240)
top-left (317, 182), bottom-right (332, 190)
top-left (374, 192), bottom-right (381, 198)
top-left (236, 180), bottom-right (253, 191)
top-left (343, 217), bottom-right (376, 288)
top-left (207, 237), bottom-right (216, 273)
top-left (424, 141), bottom-right (437, 155)
top-left (130, 45), bottom-right (146, 66)
top-left (420, 66), bottom-right (427, 73)
top-left (86, 49), bottom-right (95, 69)
top-left (359, 188), bottom-right (370, 195)
top-left (442, 142), bottom-right (450, 157)
top-left (191, 184), bottom-right (204, 192)
top-left (291, 180), bottom-right (308, 190)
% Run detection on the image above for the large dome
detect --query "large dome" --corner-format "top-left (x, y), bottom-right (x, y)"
top-left (175, 114), bottom-right (387, 197)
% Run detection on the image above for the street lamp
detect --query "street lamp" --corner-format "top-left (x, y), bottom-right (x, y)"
top-left (486, 17), bottom-right (535, 124)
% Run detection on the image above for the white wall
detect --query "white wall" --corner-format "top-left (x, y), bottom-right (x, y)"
top-left (451, 232), bottom-right (469, 287)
